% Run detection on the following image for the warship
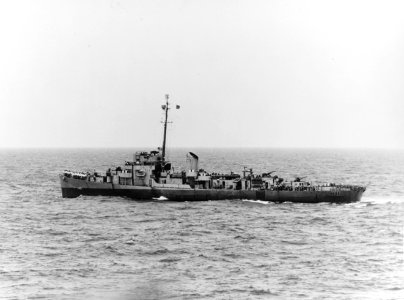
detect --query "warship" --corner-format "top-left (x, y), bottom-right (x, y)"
top-left (60, 95), bottom-right (366, 203)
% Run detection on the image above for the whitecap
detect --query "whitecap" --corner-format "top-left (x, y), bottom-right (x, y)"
top-left (152, 196), bottom-right (169, 201)
top-left (361, 196), bottom-right (403, 205)
top-left (242, 199), bottom-right (269, 205)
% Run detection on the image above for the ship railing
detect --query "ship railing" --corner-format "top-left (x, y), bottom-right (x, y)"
top-left (312, 184), bottom-right (364, 192)
top-left (267, 182), bottom-right (365, 192)
top-left (63, 170), bottom-right (89, 180)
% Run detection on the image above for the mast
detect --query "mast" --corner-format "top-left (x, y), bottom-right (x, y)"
top-left (162, 94), bottom-right (169, 162)
top-left (161, 94), bottom-right (180, 162)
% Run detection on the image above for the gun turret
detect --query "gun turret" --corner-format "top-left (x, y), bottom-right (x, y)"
top-left (294, 176), bottom-right (307, 182)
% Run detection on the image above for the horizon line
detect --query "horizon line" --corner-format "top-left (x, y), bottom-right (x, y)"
top-left (0, 146), bottom-right (403, 150)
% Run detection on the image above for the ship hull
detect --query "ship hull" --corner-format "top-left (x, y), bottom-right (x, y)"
top-left (60, 175), bottom-right (364, 203)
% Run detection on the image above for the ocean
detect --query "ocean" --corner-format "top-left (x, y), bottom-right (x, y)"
top-left (0, 148), bottom-right (403, 299)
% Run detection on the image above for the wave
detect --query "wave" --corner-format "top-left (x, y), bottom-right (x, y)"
top-left (159, 257), bottom-right (182, 263)
top-left (142, 249), bottom-right (170, 255)
top-left (242, 199), bottom-right (269, 205)
top-left (152, 196), bottom-right (168, 201)
top-left (360, 196), bottom-right (403, 205)
top-left (250, 288), bottom-right (279, 296)
top-left (281, 240), bottom-right (308, 245)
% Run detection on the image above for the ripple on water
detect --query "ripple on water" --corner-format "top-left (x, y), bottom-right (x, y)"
top-left (0, 148), bottom-right (403, 299)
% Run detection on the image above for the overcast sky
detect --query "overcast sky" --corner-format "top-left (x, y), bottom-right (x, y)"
top-left (0, 0), bottom-right (403, 148)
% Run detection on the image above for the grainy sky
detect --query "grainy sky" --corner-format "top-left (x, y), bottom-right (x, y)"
top-left (1, 0), bottom-right (403, 148)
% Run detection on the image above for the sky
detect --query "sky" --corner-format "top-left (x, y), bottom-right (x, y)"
top-left (0, 0), bottom-right (403, 148)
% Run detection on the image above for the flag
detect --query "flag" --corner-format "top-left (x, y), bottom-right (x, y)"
top-left (161, 105), bottom-right (166, 110)
top-left (176, 105), bottom-right (180, 109)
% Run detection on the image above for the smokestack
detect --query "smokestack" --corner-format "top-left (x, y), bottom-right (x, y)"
top-left (186, 152), bottom-right (199, 171)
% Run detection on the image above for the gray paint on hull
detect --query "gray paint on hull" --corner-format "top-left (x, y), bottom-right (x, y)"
top-left (61, 177), bottom-right (364, 203)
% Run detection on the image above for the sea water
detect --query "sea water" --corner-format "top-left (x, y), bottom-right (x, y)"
top-left (0, 148), bottom-right (403, 299)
